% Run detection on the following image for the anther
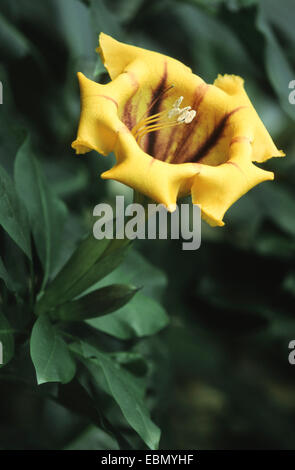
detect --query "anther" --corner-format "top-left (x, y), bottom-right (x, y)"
top-left (178, 109), bottom-right (196, 124)
top-left (185, 110), bottom-right (196, 124)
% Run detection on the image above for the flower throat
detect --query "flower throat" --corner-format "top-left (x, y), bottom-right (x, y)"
top-left (131, 85), bottom-right (197, 146)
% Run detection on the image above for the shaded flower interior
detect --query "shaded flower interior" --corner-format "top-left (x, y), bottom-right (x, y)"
top-left (128, 88), bottom-right (197, 160)
top-left (118, 64), bottom-right (246, 169)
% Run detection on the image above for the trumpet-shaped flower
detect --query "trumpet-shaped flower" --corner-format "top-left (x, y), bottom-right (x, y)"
top-left (72, 33), bottom-right (284, 226)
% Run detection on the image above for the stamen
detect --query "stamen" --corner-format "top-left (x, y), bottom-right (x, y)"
top-left (136, 121), bottom-right (181, 138)
top-left (167, 97), bottom-right (188, 118)
top-left (136, 121), bottom-right (183, 145)
top-left (185, 110), bottom-right (196, 124)
top-left (177, 109), bottom-right (196, 124)
top-left (131, 94), bottom-right (197, 145)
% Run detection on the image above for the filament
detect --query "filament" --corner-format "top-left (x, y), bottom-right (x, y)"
top-left (131, 93), bottom-right (197, 146)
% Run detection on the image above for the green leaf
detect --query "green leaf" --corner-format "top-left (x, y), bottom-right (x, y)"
top-left (87, 249), bottom-right (167, 300)
top-left (30, 314), bottom-right (76, 385)
top-left (14, 136), bottom-right (68, 286)
top-left (36, 235), bottom-right (110, 312)
top-left (196, 275), bottom-right (269, 316)
top-left (255, 184), bottom-right (295, 238)
top-left (259, 0), bottom-right (295, 46)
top-left (256, 2), bottom-right (295, 121)
top-left (0, 10), bottom-right (47, 71)
top-left (63, 240), bottom-right (131, 301)
top-left (36, 235), bottom-right (130, 313)
top-left (52, 284), bottom-right (138, 322)
top-left (283, 272), bottom-right (295, 297)
top-left (84, 250), bottom-right (169, 339)
top-left (83, 250), bottom-right (169, 339)
top-left (0, 11), bottom-right (32, 60)
top-left (162, 2), bottom-right (255, 83)
top-left (87, 292), bottom-right (169, 340)
top-left (73, 342), bottom-right (161, 450)
top-left (90, 0), bottom-right (124, 40)
top-left (0, 164), bottom-right (31, 259)
top-left (106, 0), bottom-right (145, 23)
top-left (110, 351), bottom-right (149, 377)
top-left (56, 0), bottom-right (95, 60)
top-left (254, 231), bottom-right (295, 260)
top-left (64, 425), bottom-right (119, 450)
top-left (0, 309), bottom-right (14, 367)
top-left (0, 256), bottom-right (15, 292)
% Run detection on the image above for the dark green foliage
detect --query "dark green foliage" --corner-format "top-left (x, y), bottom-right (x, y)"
top-left (0, 0), bottom-right (295, 451)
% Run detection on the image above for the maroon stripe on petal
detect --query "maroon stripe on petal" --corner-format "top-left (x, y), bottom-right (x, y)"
top-left (146, 61), bottom-right (168, 157)
top-left (121, 71), bottom-right (140, 131)
top-left (160, 127), bottom-right (179, 162)
top-left (126, 71), bottom-right (139, 90)
top-left (188, 106), bottom-right (247, 163)
top-left (122, 98), bottom-right (137, 131)
top-left (97, 94), bottom-right (118, 108)
top-left (226, 160), bottom-right (244, 175)
top-left (230, 136), bottom-right (251, 146)
top-left (172, 83), bottom-right (209, 164)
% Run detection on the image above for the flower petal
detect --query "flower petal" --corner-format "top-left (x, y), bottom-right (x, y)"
top-left (191, 138), bottom-right (274, 226)
top-left (213, 74), bottom-right (285, 163)
top-left (101, 130), bottom-right (200, 209)
top-left (72, 35), bottom-right (285, 227)
top-left (97, 32), bottom-right (192, 80)
top-left (71, 71), bottom-right (141, 156)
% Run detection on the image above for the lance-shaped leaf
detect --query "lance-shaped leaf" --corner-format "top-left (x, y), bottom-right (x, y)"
top-left (0, 11), bottom-right (32, 60)
top-left (87, 249), bottom-right (167, 300)
top-left (72, 341), bottom-right (161, 450)
top-left (0, 309), bottom-right (14, 367)
top-left (36, 235), bottom-right (130, 314)
top-left (30, 314), bottom-right (76, 385)
top-left (51, 284), bottom-right (138, 322)
top-left (90, 0), bottom-right (124, 40)
top-left (0, 256), bottom-right (15, 292)
top-left (87, 292), bottom-right (169, 340)
top-left (14, 136), bottom-right (68, 286)
top-left (257, 0), bottom-right (295, 121)
top-left (0, 164), bottom-right (31, 259)
top-left (255, 184), bottom-right (295, 238)
top-left (85, 250), bottom-right (169, 339)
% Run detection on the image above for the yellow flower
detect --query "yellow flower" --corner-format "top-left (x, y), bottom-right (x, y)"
top-left (72, 33), bottom-right (285, 226)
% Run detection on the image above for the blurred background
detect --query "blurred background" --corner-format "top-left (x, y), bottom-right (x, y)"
top-left (1, 0), bottom-right (295, 450)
